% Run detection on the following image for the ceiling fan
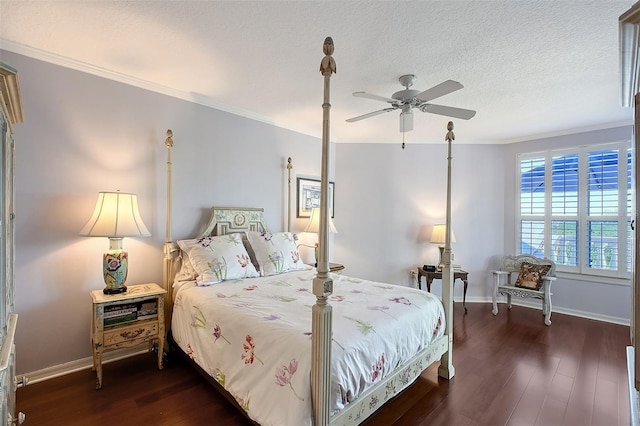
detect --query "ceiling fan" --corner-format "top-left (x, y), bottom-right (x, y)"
top-left (346, 74), bottom-right (476, 133)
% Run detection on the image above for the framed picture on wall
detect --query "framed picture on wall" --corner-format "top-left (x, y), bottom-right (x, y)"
top-left (296, 177), bottom-right (335, 218)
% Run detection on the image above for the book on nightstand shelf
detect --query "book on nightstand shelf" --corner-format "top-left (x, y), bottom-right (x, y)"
top-left (102, 300), bottom-right (158, 326)
top-left (104, 303), bottom-right (137, 318)
top-left (137, 301), bottom-right (158, 319)
top-left (104, 313), bottom-right (138, 326)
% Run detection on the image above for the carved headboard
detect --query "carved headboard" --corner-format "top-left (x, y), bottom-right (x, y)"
top-left (199, 207), bottom-right (268, 237)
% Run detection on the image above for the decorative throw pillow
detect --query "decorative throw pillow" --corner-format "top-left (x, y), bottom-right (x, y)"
top-left (514, 262), bottom-right (551, 290)
top-left (246, 231), bottom-right (306, 276)
top-left (177, 233), bottom-right (259, 286)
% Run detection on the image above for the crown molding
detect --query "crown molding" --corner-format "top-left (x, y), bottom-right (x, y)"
top-left (0, 39), bottom-right (279, 127)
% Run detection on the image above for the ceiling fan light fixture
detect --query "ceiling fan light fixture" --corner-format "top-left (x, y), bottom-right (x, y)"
top-left (400, 109), bottom-right (413, 132)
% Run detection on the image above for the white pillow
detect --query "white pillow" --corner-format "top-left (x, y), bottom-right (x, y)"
top-left (246, 231), bottom-right (306, 276)
top-left (174, 251), bottom-right (197, 282)
top-left (177, 233), bottom-right (259, 285)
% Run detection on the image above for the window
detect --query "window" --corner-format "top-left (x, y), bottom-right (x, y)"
top-left (517, 141), bottom-right (632, 278)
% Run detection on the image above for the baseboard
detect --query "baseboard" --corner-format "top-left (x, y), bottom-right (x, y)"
top-left (465, 296), bottom-right (630, 326)
top-left (20, 347), bottom-right (148, 385)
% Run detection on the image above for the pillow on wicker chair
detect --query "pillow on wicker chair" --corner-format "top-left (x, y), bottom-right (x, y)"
top-left (514, 262), bottom-right (551, 290)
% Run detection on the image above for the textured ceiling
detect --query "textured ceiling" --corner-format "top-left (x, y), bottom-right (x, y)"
top-left (0, 0), bottom-right (635, 144)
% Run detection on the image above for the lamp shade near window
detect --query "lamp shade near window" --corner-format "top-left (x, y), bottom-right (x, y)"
top-left (80, 191), bottom-right (150, 294)
top-left (430, 224), bottom-right (455, 269)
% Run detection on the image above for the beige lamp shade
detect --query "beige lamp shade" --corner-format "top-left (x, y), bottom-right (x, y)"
top-left (429, 224), bottom-right (456, 245)
top-left (304, 207), bottom-right (338, 234)
top-left (430, 224), bottom-right (455, 270)
top-left (80, 191), bottom-right (150, 295)
top-left (80, 191), bottom-right (151, 237)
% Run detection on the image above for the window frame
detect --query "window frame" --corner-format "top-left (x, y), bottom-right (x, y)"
top-left (516, 140), bottom-right (632, 279)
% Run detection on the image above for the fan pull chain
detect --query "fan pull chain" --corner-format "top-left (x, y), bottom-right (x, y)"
top-left (402, 131), bottom-right (405, 149)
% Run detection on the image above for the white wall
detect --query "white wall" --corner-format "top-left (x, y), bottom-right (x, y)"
top-left (333, 142), bottom-right (506, 302)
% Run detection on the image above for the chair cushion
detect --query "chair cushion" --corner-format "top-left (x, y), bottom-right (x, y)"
top-left (514, 262), bottom-right (551, 290)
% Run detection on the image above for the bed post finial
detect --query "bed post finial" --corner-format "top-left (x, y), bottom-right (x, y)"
top-left (445, 121), bottom-right (455, 142)
top-left (320, 37), bottom-right (336, 75)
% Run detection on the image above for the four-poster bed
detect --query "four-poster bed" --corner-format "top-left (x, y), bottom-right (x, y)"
top-left (161, 37), bottom-right (456, 425)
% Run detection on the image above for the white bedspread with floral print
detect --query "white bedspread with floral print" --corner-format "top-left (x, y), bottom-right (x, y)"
top-left (171, 269), bottom-right (445, 426)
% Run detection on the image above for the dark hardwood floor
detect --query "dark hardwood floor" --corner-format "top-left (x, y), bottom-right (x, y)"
top-left (17, 303), bottom-right (631, 425)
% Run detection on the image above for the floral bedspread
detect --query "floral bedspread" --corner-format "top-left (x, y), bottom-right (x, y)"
top-left (171, 269), bottom-right (445, 426)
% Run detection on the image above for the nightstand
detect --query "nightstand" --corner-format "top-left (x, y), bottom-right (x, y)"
top-left (416, 268), bottom-right (469, 313)
top-left (329, 262), bottom-right (344, 273)
top-left (308, 262), bottom-right (345, 273)
top-left (90, 283), bottom-right (167, 389)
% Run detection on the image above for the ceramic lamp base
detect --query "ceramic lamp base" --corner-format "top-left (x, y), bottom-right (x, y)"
top-left (103, 238), bottom-right (129, 294)
top-left (438, 245), bottom-right (445, 270)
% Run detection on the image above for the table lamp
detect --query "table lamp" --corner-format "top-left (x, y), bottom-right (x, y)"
top-left (430, 224), bottom-right (456, 270)
top-left (80, 191), bottom-right (151, 294)
top-left (303, 207), bottom-right (337, 266)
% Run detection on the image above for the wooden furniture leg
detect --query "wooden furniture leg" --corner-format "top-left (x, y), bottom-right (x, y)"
top-left (461, 276), bottom-right (468, 314)
top-left (426, 276), bottom-right (434, 292)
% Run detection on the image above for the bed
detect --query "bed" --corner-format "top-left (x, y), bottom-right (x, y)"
top-left (161, 37), bottom-right (456, 426)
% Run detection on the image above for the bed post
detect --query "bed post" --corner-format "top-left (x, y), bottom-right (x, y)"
top-left (287, 157), bottom-right (293, 232)
top-left (438, 121), bottom-right (455, 379)
top-left (311, 36), bottom-right (336, 426)
top-left (162, 129), bottom-right (176, 328)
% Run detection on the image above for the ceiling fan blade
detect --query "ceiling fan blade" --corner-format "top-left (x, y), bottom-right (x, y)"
top-left (421, 104), bottom-right (477, 120)
top-left (416, 80), bottom-right (464, 102)
top-left (346, 107), bottom-right (397, 122)
top-left (400, 111), bottom-right (413, 132)
top-left (353, 91), bottom-right (398, 104)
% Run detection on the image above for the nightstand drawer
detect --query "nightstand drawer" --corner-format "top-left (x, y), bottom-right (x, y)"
top-left (103, 321), bottom-right (158, 346)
